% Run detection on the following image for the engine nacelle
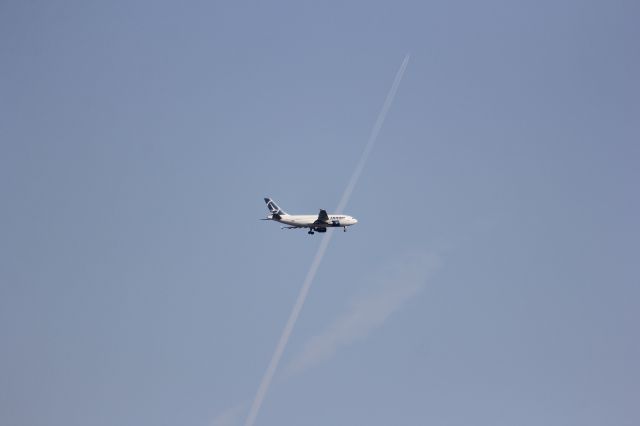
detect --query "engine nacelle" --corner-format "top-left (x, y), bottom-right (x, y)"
top-left (314, 227), bottom-right (327, 233)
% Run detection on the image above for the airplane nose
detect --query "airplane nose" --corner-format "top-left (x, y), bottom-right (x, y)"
top-left (353, 218), bottom-right (358, 224)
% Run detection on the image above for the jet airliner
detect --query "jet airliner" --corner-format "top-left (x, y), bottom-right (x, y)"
top-left (262, 198), bottom-right (357, 234)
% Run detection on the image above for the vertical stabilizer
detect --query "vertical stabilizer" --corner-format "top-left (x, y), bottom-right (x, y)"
top-left (264, 198), bottom-right (287, 216)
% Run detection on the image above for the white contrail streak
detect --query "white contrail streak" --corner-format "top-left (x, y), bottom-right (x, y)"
top-left (286, 251), bottom-right (441, 375)
top-left (243, 232), bottom-right (333, 426)
top-left (336, 53), bottom-right (410, 213)
top-left (244, 54), bottom-right (410, 426)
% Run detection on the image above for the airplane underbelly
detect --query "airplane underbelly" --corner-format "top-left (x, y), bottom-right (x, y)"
top-left (281, 219), bottom-right (313, 227)
top-left (316, 221), bottom-right (340, 228)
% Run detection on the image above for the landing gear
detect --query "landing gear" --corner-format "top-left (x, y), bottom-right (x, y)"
top-left (343, 226), bottom-right (347, 232)
top-left (308, 229), bottom-right (315, 235)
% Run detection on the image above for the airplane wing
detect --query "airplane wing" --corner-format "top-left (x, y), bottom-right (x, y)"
top-left (314, 209), bottom-right (329, 224)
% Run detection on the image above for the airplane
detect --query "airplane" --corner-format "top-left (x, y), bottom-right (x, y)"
top-left (261, 197), bottom-right (358, 235)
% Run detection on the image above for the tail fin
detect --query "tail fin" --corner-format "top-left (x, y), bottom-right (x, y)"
top-left (264, 198), bottom-right (287, 215)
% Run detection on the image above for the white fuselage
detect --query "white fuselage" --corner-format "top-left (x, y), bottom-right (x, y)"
top-left (274, 214), bottom-right (358, 229)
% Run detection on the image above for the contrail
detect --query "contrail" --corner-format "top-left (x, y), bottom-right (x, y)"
top-left (286, 251), bottom-right (441, 375)
top-left (336, 53), bottom-right (410, 213)
top-left (244, 54), bottom-right (410, 426)
top-left (243, 232), bottom-right (333, 426)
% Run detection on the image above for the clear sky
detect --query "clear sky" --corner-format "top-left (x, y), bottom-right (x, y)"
top-left (1, 1), bottom-right (638, 425)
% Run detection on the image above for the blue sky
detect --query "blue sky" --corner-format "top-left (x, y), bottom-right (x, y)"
top-left (1, 1), bottom-right (639, 425)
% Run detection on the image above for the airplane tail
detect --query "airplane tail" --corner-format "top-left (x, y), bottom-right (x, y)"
top-left (264, 198), bottom-right (287, 218)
